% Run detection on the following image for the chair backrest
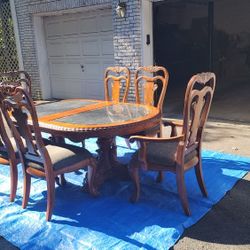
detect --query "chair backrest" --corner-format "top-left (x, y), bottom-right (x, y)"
top-left (0, 77), bottom-right (32, 162)
top-left (104, 66), bottom-right (130, 102)
top-left (0, 71), bottom-right (32, 94)
top-left (182, 72), bottom-right (216, 152)
top-left (0, 109), bottom-right (16, 163)
top-left (134, 66), bottom-right (169, 113)
top-left (0, 82), bottom-right (53, 174)
top-left (0, 78), bottom-right (33, 155)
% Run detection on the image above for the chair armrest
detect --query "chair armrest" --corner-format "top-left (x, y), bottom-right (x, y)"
top-left (129, 134), bottom-right (184, 144)
top-left (161, 118), bottom-right (183, 127)
top-left (161, 118), bottom-right (183, 137)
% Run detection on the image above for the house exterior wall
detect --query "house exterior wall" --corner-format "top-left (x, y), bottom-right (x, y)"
top-left (13, 0), bottom-right (142, 100)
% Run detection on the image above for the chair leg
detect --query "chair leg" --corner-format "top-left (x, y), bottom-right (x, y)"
top-left (46, 177), bottom-right (55, 221)
top-left (129, 159), bottom-right (141, 203)
top-left (87, 158), bottom-right (99, 196)
top-left (170, 125), bottom-right (177, 137)
top-left (195, 160), bottom-right (208, 197)
top-left (22, 172), bottom-right (31, 209)
top-left (156, 171), bottom-right (164, 183)
top-left (9, 161), bottom-right (18, 202)
top-left (176, 168), bottom-right (190, 216)
top-left (55, 174), bottom-right (67, 186)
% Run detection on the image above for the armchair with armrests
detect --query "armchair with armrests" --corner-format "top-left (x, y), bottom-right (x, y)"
top-left (128, 72), bottom-right (216, 216)
top-left (0, 82), bottom-right (98, 221)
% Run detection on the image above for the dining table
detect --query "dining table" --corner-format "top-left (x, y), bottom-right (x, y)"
top-left (35, 99), bottom-right (161, 188)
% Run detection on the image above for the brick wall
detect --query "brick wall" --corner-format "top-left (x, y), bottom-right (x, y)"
top-left (13, 0), bottom-right (142, 100)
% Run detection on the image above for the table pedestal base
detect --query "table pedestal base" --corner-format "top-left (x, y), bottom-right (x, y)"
top-left (83, 137), bottom-right (130, 190)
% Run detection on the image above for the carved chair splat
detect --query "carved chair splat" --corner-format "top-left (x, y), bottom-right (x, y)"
top-left (128, 72), bottom-right (216, 216)
top-left (104, 66), bottom-right (130, 102)
top-left (0, 83), bottom-right (98, 221)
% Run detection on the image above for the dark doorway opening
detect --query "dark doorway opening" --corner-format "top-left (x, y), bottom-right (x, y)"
top-left (153, 0), bottom-right (250, 123)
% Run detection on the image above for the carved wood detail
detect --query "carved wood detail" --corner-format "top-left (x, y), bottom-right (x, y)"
top-left (128, 72), bottom-right (216, 216)
top-left (104, 66), bottom-right (130, 102)
top-left (0, 83), bottom-right (98, 221)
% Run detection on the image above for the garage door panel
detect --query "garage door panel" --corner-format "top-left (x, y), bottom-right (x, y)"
top-left (100, 14), bottom-right (113, 31)
top-left (51, 78), bottom-right (83, 99)
top-left (64, 60), bottom-right (82, 77)
top-left (81, 38), bottom-right (100, 56)
top-left (80, 16), bottom-right (98, 34)
top-left (64, 79), bottom-right (82, 98)
top-left (63, 19), bottom-right (79, 36)
top-left (83, 61), bottom-right (101, 79)
top-left (49, 61), bottom-right (65, 76)
top-left (47, 40), bottom-right (64, 57)
top-left (102, 60), bottom-right (115, 72)
top-left (46, 22), bottom-right (62, 38)
top-left (50, 77), bottom-right (67, 98)
top-left (85, 80), bottom-right (104, 99)
top-left (101, 37), bottom-right (114, 55)
top-left (45, 9), bottom-right (113, 100)
top-left (64, 39), bottom-right (81, 57)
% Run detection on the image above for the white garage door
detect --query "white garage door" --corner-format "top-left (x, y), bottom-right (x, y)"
top-left (44, 9), bottom-right (114, 99)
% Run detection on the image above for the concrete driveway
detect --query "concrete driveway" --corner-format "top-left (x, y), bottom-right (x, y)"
top-left (173, 121), bottom-right (250, 250)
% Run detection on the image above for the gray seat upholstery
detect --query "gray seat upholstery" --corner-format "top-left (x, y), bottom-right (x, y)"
top-left (146, 141), bottom-right (197, 167)
top-left (26, 144), bottom-right (93, 171)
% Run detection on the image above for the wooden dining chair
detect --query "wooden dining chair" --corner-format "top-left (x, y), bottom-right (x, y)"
top-left (0, 83), bottom-right (98, 221)
top-left (0, 111), bottom-right (19, 202)
top-left (134, 66), bottom-right (169, 112)
top-left (128, 72), bottom-right (216, 216)
top-left (104, 66), bottom-right (130, 102)
top-left (135, 66), bottom-right (169, 135)
top-left (0, 76), bottom-right (32, 202)
top-left (0, 70), bottom-right (32, 94)
top-left (122, 66), bottom-right (169, 149)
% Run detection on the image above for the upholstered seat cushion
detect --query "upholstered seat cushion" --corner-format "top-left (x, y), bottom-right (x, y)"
top-left (145, 141), bottom-right (197, 167)
top-left (26, 144), bottom-right (93, 171)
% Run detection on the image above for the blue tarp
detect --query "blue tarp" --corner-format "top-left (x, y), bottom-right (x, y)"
top-left (0, 137), bottom-right (249, 250)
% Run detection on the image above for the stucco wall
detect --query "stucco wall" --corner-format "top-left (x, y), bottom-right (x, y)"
top-left (13, 0), bottom-right (142, 100)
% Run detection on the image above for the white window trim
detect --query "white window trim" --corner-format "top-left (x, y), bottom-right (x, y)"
top-left (141, 0), bottom-right (153, 66)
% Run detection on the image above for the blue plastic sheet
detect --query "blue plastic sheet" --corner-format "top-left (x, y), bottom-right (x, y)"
top-left (0, 137), bottom-right (249, 250)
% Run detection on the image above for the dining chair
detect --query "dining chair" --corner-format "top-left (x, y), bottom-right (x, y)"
top-left (123, 66), bottom-right (169, 149)
top-left (0, 111), bottom-right (18, 202)
top-left (134, 66), bottom-right (169, 113)
top-left (135, 66), bottom-right (169, 135)
top-left (0, 83), bottom-right (98, 221)
top-left (0, 76), bottom-right (32, 202)
top-left (104, 66), bottom-right (130, 102)
top-left (128, 72), bottom-right (216, 216)
top-left (0, 70), bottom-right (32, 94)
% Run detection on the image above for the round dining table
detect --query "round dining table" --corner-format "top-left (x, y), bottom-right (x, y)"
top-left (36, 99), bottom-right (161, 187)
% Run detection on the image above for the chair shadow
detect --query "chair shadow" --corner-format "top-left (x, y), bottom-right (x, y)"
top-left (10, 153), bottom-right (249, 249)
top-left (1, 152), bottom-right (249, 249)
